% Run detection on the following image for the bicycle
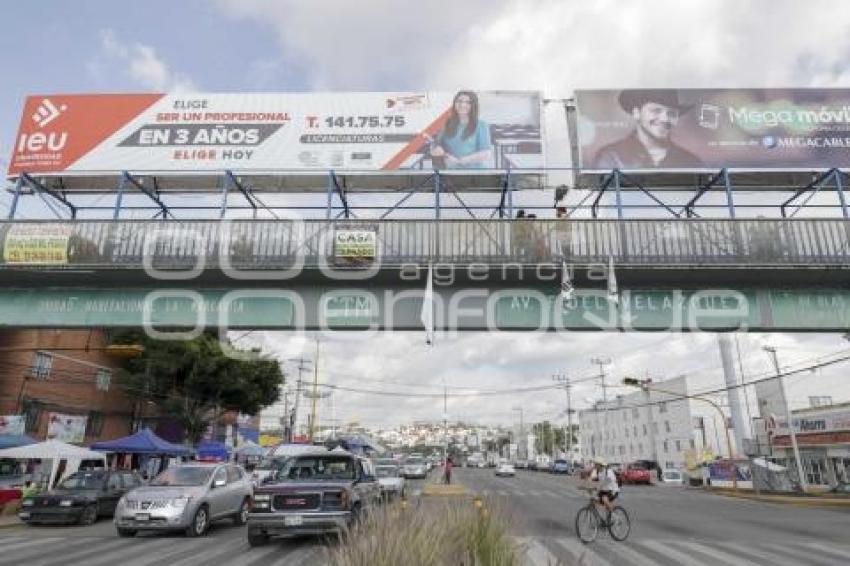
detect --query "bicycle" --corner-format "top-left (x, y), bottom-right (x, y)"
top-left (575, 488), bottom-right (631, 543)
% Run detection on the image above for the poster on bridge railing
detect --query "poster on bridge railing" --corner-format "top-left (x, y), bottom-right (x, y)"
top-left (7, 91), bottom-right (543, 177)
top-left (576, 88), bottom-right (850, 170)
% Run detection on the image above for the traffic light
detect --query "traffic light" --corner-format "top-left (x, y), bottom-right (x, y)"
top-left (622, 377), bottom-right (641, 386)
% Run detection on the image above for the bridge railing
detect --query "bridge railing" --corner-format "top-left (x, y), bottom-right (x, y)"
top-left (0, 219), bottom-right (848, 268)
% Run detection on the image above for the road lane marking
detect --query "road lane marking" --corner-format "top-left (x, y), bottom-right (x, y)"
top-left (638, 540), bottom-right (713, 566)
top-left (0, 536), bottom-right (65, 553)
top-left (801, 541), bottom-right (850, 562)
top-left (518, 537), bottom-right (561, 566)
top-left (596, 541), bottom-right (663, 566)
top-left (761, 542), bottom-right (843, 566)
top-left (553, 537), bottom-right (614, 566)
top-left (670, 540), bottom-right (754, 566)
top-left (37, 536), bottom-right (141, 566)
top-left (722, 542), bottom-right (801, 566)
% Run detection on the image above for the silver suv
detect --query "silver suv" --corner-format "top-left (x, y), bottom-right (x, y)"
top-left (114, 463), bottom-right (253, 537)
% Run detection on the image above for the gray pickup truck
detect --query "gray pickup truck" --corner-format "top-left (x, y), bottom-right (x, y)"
top-left (247, 449), bottom-right (380, 545)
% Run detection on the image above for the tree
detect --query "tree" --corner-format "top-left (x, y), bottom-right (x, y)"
top-left (113, 331), bottom-right (284, 444)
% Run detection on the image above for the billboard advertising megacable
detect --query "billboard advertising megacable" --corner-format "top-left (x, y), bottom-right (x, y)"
top-left (7, 91), bottom-right (543, 176)
top-left (576, 88), bottom-right (850, 170)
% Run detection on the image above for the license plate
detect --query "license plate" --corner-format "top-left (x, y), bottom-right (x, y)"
top-left (284, 515), bottom-right (303, 527)
top-left (134, 513), bottom-right (150, 522)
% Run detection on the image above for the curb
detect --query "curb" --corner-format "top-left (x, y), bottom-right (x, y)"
top-left (421, 484), bottom-right (468, 497)
top-left (709, 490), bottom-right (850, 508)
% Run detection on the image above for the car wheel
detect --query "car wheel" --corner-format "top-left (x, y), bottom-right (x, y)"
top-left (247, 528), bottom-right (268, 547)
top-left (186, 505), bottom-right (209, 537)
top-left (233, 497), bottom-right (250, 526)
top-left (79, 505), bottom-right (98, 526)
top-left (116, 528), bottom-right (136, 537)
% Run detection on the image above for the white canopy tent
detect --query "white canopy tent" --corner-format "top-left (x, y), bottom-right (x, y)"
top-left (0, 439), bottom-right (107, 489)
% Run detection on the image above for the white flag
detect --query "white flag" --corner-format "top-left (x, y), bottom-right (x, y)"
top-left (420, 263), bottom-right (434, 345)
top-left (560, 260), bottom-right (574, 302)
top-left (607, 256), bottom-right (618, 305)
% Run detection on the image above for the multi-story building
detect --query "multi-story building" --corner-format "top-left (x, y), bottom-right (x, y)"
top-left (578, 375), bottom-right (736, 470)
top-left (0, 329), bottom-right (136, 443)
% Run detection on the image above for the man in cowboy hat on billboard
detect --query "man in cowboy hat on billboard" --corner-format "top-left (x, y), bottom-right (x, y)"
top-left (592, 89), bottom-right (703, 169)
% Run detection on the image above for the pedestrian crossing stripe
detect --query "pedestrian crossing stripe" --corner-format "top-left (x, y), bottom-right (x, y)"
top-left (519, 537), bottom-right (850, 566)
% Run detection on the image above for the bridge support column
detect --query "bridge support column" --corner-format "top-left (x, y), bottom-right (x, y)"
top-left (113, 174), bottom-right (128, 220)
top-left (219, 172), bottom-right (230, 219)
top-left (834, 169), bottom-right (849, 219)
top-left (722, 168), bottom-right (735, 219)
top-left (7, 176), bottom-right (24, 220)
top-left (434, 170), bottom-right (441, 219)
top-left (326, 170), bottom-right (334, 220)
top-left (613, 169), bottom-right (623, 220)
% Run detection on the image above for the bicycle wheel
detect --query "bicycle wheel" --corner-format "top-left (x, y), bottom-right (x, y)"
top-left (575, 507), bottom-right (599, 543)
top-left (608, 507), bottom-right (631, 541)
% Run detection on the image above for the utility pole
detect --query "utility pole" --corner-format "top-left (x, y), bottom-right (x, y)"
top-left (443, 379), bottom-right (448, 466)
top-left (762, 346), bottom-right (808, 492)
top-left (287, 355), bottom-right (312, 442)
top-left (512, 406), bottom-right (524, 460)
top-left (309, 338), bottom-right (320, 443)
top-left (553, 374), bottom-right (573, 459)
top-left (591, 357), bottom-right (611, 458)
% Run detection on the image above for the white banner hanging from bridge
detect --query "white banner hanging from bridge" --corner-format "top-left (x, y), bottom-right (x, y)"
top-left (7, 91), bottom-right (543, 176)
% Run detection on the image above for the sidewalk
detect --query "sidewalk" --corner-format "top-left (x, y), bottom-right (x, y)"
top-left (0, 515), bottom-right (23, 529)
top-left (706, 488), bottom-right (850, 508)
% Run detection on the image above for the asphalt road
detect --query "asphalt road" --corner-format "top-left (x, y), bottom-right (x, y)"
top-left (456, 466), bottom-right (850, 566)
top-left (4, 470), bottom-right (848, 566)
top-left (0, 477), bottom-right (432, 566)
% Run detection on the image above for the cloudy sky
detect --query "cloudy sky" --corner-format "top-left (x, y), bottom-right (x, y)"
top-left (2, 1), bottom-right (850, 428)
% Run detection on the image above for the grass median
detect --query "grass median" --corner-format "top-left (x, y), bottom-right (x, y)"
top-left (327, 497), bottom-right (521, 566)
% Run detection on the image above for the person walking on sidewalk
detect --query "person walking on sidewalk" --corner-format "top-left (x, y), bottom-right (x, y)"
top-left (444, 457), bottom-right (453, 485)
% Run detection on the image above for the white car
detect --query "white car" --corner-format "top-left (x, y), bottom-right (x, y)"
top-left (495, 463), bottom-right (516, 477)
top-left (375, 464), bottom-right (405, 499)
top-left (661, 469), bottom-right (684, 485)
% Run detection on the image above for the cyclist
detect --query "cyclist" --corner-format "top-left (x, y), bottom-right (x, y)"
top-left (590, 457), bottom-right (619, 524)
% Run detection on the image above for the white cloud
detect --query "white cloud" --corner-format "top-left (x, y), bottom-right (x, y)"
top-left (215, 0), bottom-right (850, 93)
top-left (95, 29), bottom-right (198, 92)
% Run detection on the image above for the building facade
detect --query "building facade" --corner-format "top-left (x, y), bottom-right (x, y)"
top-left (578, 376), bottom-right (736, 470)
top-left (0, 329), bottom-right (135, 443)
top-left (759, 401), bottom-right (850, 487)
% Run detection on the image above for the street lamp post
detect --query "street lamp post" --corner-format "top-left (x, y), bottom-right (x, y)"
top-left (624, 377), bottom-right (738, 491)
top-left (762, 346), bottom-right (808, 492)
top-left (512, 406), bottom-right (524, 460)
top-left (553, 374), bottom-right (573, 460)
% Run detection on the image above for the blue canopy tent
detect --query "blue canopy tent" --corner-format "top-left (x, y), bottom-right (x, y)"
top-left (196, 440), bottom-right (230, 462)
top-left (90, 428), bottom-right (191, 457)
top-left (0, 434), bottom-right (36, 450)
top-left (331, 435), bottom-right (385, 456)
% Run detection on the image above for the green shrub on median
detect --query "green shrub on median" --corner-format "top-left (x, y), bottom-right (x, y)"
top-left (327, 498), bottom-right (521, 566)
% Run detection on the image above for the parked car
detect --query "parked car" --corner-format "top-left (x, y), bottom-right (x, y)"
top-left (113, 463), bottom-right (253, 537)
top-left (402, 457), bottom-right (428, 479)
top-left (374, 462), bottom-right (405, 500)
top-left (247, 449), bottom-right (380, 545)
top-left (661, 469), bottom-right (684, 485)
top-left (513, 460), bottom-right (528, 470)
top-left (551, 459), bottom-right (571, 475)
top-left (495, 462), bottom-right (516, 477)
top-left (828, 481), bottom-right (850, 495)
top-left (621, 463), bottom-right (653, 485)
top-left (19, 470), bottom-right (141, 526)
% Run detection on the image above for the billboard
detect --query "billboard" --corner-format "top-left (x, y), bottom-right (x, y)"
top-left (47, 413), bottom-right (87, 443)
top-left (8, 91), bottom-right (543, 176)
top-left (0, 415), bottom-right (25, 435)
top-left (576, 88), bottom-right (850, 170)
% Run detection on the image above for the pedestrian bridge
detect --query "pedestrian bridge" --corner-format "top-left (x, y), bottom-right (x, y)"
top-left (0, 219), bottom-right (848, 332)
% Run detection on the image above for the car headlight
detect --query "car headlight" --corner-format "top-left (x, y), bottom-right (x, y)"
top-left (59, 500), bottom-right (74, 507)
top-left (22, 499), bottom-right (33, 507)
top-left (169, 497), bottom-right (191, 509)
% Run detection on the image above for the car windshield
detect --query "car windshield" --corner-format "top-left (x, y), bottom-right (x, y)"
top-left (375, 466), bottom-right (398, 478)
top-left (151, 467), bottom-right (214, 486)
top-left (255, 458), bottom-right (285, 471)
top-left (555, 460), bottom-right (568, 465)
top-left (406, 458), bottom-right (423, 465)
top-left (274, 457), bottom-right (356, 481)
top-left (58, 473), bottom-right (104, 490)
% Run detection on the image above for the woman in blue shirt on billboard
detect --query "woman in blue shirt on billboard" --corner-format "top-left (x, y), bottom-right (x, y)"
top-left (430, 91), bottom-right (492, 169)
